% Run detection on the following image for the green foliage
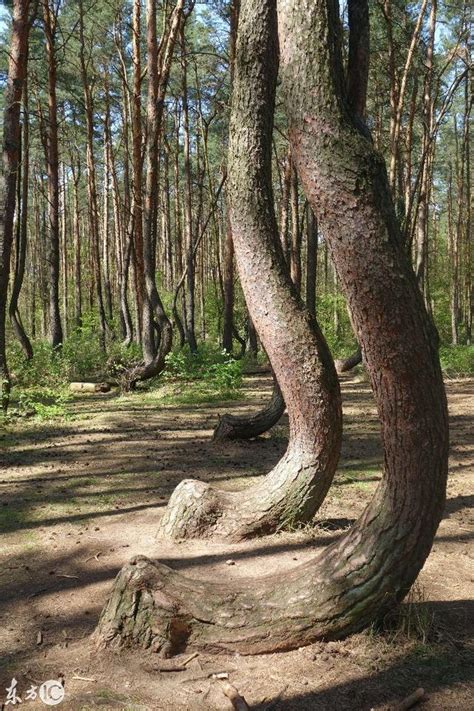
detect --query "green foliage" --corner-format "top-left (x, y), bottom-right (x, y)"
top-left (165, 345), bottom-right (242, 389)
top-left (6, 313), bottom-right (141, 420)
top-left (439, 346), bottom-right (474, 376)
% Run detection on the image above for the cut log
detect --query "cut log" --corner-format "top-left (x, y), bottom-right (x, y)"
top-left (69, 382), bottom-right (111, 393)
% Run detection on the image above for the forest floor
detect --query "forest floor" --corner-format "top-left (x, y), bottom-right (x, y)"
top-left (0, 373), bottom-right (473, 711)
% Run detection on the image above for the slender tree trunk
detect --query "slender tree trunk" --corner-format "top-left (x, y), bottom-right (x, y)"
top-left (71, 160), bottom-right (82, 328)
top-left (78, 0), bottom-right (108, 348)
top-left (9, 75), bottom-right (33, 359)
top-left (222, 0), bottom-right (240, 353)
top-left (213, 376), bottom-right (284, 441)
top-left (461, 73), bottom-right (471, 344)
top-left (180, 26), bottom-right (198, 353)
top-left (127, 0), bottom-right (185, 388)
top-left (157, 0), bottom-right (341, 541)
top-left (289, 161), bottom-right (301, 291)
top-left (43, 0), bottom-right (63, 349)
top-left (95, 0), bottom-right (448, 657)
top-left (1, 0), bottom-right (32, 409)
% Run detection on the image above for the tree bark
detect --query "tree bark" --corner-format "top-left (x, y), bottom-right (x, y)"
top-left (95, 0), bottom-right (448, 657)
top-left (1, 0), bottom-right (32, 409)
top-left (180, 24), bottom-right (198, 353)
top-left (9, 75), bottom-right (33, 360)
top-left (305, 207), bottom-right (318, 316)
top-left (43, 0), bottom-right (63, 349)
top-left (156, 0), bottom-right (341, 541)
top-left (222, 0), bottom-right (240, 354)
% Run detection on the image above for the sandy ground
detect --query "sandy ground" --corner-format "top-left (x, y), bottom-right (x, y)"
top-left (0, 374), bottom-right (472, 710)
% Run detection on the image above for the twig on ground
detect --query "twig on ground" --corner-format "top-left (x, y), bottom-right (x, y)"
top-left (219, 681), bottom-right (250, 711)
top-left (56, 574), bottom-right (79, 579)
top-left (72, 675), bottom-right (96, 683)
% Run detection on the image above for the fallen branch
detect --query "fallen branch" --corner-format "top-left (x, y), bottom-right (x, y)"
top-left (393, 688), bottom-right (426, 711)
top-left (143, 653), bottom-right (199, 674)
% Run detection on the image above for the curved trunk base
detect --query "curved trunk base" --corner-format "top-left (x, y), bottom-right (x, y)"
top-left (213, 380), bottom-right (285, 441)
top-left (158, 447), bottom-right (336, 541)
top-left (335, 348), bottom-right (362, 374)
top-left (92, 555), bottom-right (343, 657)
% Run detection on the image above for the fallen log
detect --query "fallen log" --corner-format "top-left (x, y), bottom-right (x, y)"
top-left (69, 382), bottom-right (111, 394)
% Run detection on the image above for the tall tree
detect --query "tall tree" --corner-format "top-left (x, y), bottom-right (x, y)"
top-left (42, 0), bottom-right (63, 348)
top-left (155, 0), bottom-right (342, 541)
top-left (95, 0), bottom-right (448, 656)
top-left (1, 0), bottom-right (33, 410)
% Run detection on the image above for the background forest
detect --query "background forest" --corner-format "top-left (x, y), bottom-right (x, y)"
top-left (0, 0), bottom-right (472, 417)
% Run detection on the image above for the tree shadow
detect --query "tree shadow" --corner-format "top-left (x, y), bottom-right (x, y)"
top-left (254, 600), bottom-right (474, 710)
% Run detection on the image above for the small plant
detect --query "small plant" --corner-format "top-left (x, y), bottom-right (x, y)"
top-left (379, 583), bottom-right (435, 645)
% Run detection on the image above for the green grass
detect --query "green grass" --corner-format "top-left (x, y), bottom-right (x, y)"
top-left (440, 345), bottom-right (474, 376)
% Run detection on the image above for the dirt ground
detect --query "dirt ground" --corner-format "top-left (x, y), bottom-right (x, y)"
top-left (0, 374), bottom-right (473, 710)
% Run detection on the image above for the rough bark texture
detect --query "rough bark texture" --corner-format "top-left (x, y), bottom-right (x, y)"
top-left (94, 0), bottom-right (448, 657)
top-left (212, 377), bottom-right (284, 441)
top-left (157, 0), bottom-right (341, 541)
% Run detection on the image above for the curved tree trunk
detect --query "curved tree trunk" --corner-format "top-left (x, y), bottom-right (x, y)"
top-left (125, 0), bottom-right (186, 390)
top-left (94, 0), bottom-right (448, 656)
top-left (213, 376), bottom-right (285, 441)
top-left (335, 348), bottom-right (362, 374)
top-left (156, 0), bottom-right (342, 542)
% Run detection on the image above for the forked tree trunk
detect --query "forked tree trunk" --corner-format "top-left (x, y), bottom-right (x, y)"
top-left (152, 0), bottom-right (342, 542)
top-left (126, 0), bottom-right (185, 388)
top-left (94, 0), bottom-right (448, 657)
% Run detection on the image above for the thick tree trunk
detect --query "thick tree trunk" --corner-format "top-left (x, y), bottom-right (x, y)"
top-left (156, 0), bottom-right (341, 541)
top-left (1, 0), bottom-right (32, 410)
top-left (95, 0), bottom-right (448, 657)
